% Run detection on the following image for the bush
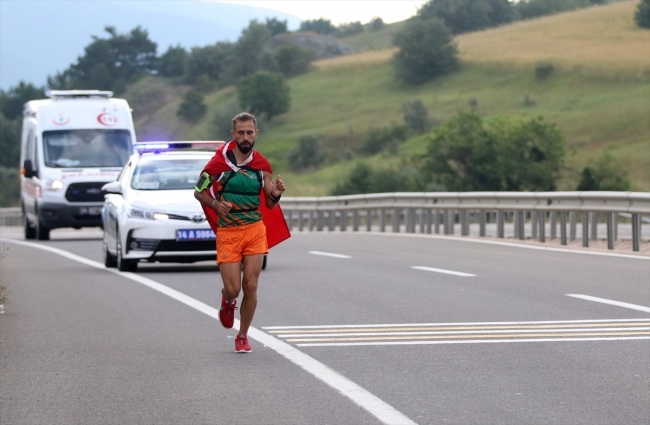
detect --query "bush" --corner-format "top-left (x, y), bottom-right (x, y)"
top-left (177, 88), bottom-right (207, 123)
top-left (210, 101), bottom-right (269, 140)
top-left (275, 45), bottom-right (317, 77)
top-left (300, 18), bottom-right (336, 35)
top-left (636, 0), bottom-right (650, 28)
top-left (418, 0), bottom-right (514, 34)
top-left (515, 0), bottom-right (606, 21)
top-left (402, 99), bottom-right (433, 134)
top-left (159, 45), bottom-right (188, 77)
top-left (535, 62), bottom-right (554, 80)
top-left (577, 152), bottom-right (632, 191)
top-left (288, 135), bottom-right (326, 171)
top-left (369, 17), bottom-right (385, 31)
top-left (336, 21), bottom-right (364, 37)
top-left (393, 18), bottom-right (458, 85)
top-left (362, 125), bottom-right (408, 155)
top-left (237, 71), bottom-right (290, 120)
top-left (0, 166), bottom-right (20, 207)
top-left (331, 162), bottom-right (425, 195)
top-left (421, 111), bottom-right (566, 191)
top-left (266, 17), bottom-right (288, 36)
top-left (0, 113), bottom-right (21, 168)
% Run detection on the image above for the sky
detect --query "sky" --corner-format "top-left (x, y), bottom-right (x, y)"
top-left (215, 0), bottom-right (429, 26)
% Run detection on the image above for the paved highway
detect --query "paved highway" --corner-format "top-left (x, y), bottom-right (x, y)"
top-left (1, 229), bottom-right (649, 425)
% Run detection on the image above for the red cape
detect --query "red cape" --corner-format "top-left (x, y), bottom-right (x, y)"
top-left (201, 141), bottom-right (290, 249)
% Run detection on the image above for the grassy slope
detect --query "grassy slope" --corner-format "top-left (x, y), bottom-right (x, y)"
top-left (125, 0), bottom-right (650, 194)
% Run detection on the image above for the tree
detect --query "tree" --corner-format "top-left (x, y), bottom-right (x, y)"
top-left (331, 162), bottom-right (425, 195)
top-left (421, 111), bottom-right (565, 191)
top-left (159, 45), bottom-right (188, 77)
top-left (402, 99), bottom-right (433, 134)
top-left (577, 152), bottom-right (632, 191)
top-left (0, 81), bottom-right (45, 120)
top-left (636, 0), bottom-right (650, 28)
top-left (237, 71), bottom-right (290, 120)
top-left (177, 88), bottom-right (207, 123)
top-left (184, 42), bottom-right (233, 83)
top-left (300, 18), bottom-right (336, 35)
top-left (266, 17), bottom-right (288, 36)
top-left (275, 45), bottom-right (317, 76)
top-left (223, 21), bottom-right (274, 81)
top-left (418, 0), bottom-right (514, 34)
top-left (393, 18), bottom-right (458, 85)
top-left (0, 113), bottom-right (21, 167)
top-left (336, 21), bottom-right (364, 37)
top-left (288, 135), bottom-right (326, 171)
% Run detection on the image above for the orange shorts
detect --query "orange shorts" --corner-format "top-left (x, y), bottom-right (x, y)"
top-left (216, 220), bottom-right (268, 264)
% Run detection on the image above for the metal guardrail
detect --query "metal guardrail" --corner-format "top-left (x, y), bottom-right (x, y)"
top-left (280, 192), bottom-right (650, 252)
top-left (0, 208), bottom-right (22, 227)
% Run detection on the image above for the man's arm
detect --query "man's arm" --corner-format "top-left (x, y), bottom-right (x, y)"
top-left (194, 175), bottom-right (232, 215)
top-left (263, 171), bottom-right (286, 209)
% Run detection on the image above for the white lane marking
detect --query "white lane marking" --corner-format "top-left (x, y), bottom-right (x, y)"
top-left (278, 327), bottom-right (650, 338)
top-left (321, 232), bottom-right (650, 261)
top-left (411, 266), bottom-right (475, 277)
top-left (296, 337), bottom-right (650, 347)
top-left (566, 294), bottom-right (650, 313)
top-left (0, 238), bottom-right (416, 425)
top-left (263, 318), bottom-right (650, 330)
top-left (308, 251), bottom-right (352, 259)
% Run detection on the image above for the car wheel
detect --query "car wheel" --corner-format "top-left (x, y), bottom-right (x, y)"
top-left (24, 211), bottom-right (36, 240)
top-left (116, 229), bottom-right (137, 272)
top-left (262, 255), bottom-right (267, 270)
top-left (35, 213), bottom-right (50, 241)
top-left (103, 238), bottom-right (117, 268)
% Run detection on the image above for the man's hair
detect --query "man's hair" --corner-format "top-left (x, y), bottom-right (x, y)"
top-left (232, 112), bottom-right (257, 130)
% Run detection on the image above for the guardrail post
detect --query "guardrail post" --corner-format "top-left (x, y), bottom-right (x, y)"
top-left (460, 210), bottom-right (469, 236)
top-left (582, 212), bottom-right (589, 247)
top-left (379, 209), bottom-right (386, 232)
top-left (419, 209), bottom-right (427, 234)
top-left (328, 211), bottom-right (335, 231)
top-left (590, 212), bottom-right (598, 241)
top-left (340, 210), bottom-right (347, 232)
top-left (497, 210), bottom-right (504, 238)
top-left (366, 208), bottom-right (372, 232)
top-left (434, 210), bottom-right (440, 234)
top-left (286, 210), bottom-right (293, 231)
top-left (607, 212), bottom-right (615, 250)
top-left (550, 212), bottom-right (557, 240)
top-left (560, 212), bottom-right (567, 245)
top-left (299, 211), bottom-right (305, 231)
top-left (478, 209), bottom-right (486, 237)
top-left (514, 212), bottom-right (520, 240)
top-left (531, 211), bottom-right (538, 239)
top-left (613, 213), bottom-right (618, 241)
top-left (632, 213), bottom-right (641, 252)
top-left (570, 212), bottom-right (577, 241)
top-left (406, 208), bottom-right (415, 233)
top-left (317, 211), bottom-right (324, 231)
top-left (353, 209), bottom-right (360, 232)
top-left (392, 208), bottom-right (400, 233)
top-left (539, 211), bottom-right (545, 243)
top-left (308, 211), bottom-right (315, 231)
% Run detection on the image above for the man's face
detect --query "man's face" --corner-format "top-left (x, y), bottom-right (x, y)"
top-left (231, 120), bottom-right (259, 154)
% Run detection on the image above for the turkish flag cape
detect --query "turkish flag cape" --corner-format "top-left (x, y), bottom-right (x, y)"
top-left (201, 141), bottom-right (291, 249)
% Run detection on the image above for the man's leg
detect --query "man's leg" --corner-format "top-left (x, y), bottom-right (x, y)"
top-left (238, 254), bottom-right (264, 336)
top-left (219, 261), bottom-right (243, 302)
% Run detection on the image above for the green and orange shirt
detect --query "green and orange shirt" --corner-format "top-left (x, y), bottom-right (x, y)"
top-left (211, 168), bottom-right (264, 228)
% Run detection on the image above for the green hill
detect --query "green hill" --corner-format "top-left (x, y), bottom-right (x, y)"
top-left (125, 0), bottom-right (650, 194)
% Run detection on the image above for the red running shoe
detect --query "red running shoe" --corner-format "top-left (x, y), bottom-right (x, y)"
top-left (219, 295), bottom-right (237, 329)
top-left (235, 334), bottom-right (251, 353)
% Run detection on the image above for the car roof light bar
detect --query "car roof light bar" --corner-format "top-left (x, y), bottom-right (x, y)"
top-left (46, 90), bottom-right (114, 99)
top-left (134, 141), bottom-right (225, 154)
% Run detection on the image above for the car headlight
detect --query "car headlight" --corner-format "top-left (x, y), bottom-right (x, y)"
top-left (45, 179), bottom-right (64, 191)
top-left (127, 206), bottom-right (168, 220)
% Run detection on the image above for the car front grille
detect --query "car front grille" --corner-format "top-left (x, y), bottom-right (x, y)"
top-left (130, 238), bottom-right (216, 252)
top-left (65, 182), bottom-right (110, 203)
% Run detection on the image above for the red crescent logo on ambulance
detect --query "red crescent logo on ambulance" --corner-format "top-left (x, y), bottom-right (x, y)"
top-left (97, 112), bottom-right (118, 126)
top-left (53, 115), bottom-right (70, 126)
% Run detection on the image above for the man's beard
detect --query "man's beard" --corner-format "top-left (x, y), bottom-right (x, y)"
top-left (237, 140), bottom-right (255, 154)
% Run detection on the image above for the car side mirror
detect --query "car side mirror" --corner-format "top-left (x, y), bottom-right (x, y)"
top-left (23, 160), bottom-right (35, 178)
top-left (101, 181), bottom-right (123, 195)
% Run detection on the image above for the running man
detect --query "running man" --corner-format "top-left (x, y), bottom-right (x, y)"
top-left (194, 112), bottom-right (289, 353)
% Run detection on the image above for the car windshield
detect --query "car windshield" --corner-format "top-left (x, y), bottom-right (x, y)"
top-left (131, 157), bottom-right (209, 190)
top-left (43, 129), bottom-right (132, 168)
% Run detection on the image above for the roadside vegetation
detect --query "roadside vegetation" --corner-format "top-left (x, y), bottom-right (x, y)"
top-left (0, 0), bottom-right (648, 206)
top-left (0, 246), bottom-right (10, 313)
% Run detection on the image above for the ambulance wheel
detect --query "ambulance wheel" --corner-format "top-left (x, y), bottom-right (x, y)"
top-left (35, 214), bottom-right (50, 241)
top-left (24, 213), bottom-right (36, 240)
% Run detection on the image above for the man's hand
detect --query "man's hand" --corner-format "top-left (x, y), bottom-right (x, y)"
top-left (215, 200), bottom-right (233, 215)
top-left (272, 175), bottom-right (286, 197)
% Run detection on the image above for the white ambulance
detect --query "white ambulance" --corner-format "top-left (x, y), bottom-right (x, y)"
top-left (20, 90), bottom-right (137, 240)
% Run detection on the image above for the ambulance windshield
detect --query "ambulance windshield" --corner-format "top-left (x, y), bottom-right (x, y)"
top-left (43, 129), bottom-right (132, 168)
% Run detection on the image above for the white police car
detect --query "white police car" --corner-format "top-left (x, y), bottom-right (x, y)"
top-left (101, 141), bottom-right (223, 271)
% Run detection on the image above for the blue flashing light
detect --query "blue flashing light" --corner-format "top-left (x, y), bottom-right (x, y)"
top-left (136, 143), bottom-right (169, 151)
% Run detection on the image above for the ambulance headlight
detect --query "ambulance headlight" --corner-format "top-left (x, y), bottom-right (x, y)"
top-left (46, 179), bottom-right (64, 191)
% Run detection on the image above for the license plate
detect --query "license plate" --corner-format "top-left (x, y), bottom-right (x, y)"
top-left (78, 206), bottom-right (102, 215)
top-left (176, 229), bottom-right (216, 241)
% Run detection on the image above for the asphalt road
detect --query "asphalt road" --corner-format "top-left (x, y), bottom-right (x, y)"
top-left (1, 229), bottom-right (649, 425)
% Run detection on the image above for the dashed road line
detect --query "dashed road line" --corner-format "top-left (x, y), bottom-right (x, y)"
top-left (411, 266), bottom-right (476, 277)
top-left (308, 251), bottom-right (352, 258)
top-left (566, 294), bottom-right (650, 313)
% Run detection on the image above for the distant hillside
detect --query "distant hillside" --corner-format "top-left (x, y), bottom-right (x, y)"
top-left (0, 0), bottom-right (300, 89)
top-left (125, 0), bottom-right (650, 194)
